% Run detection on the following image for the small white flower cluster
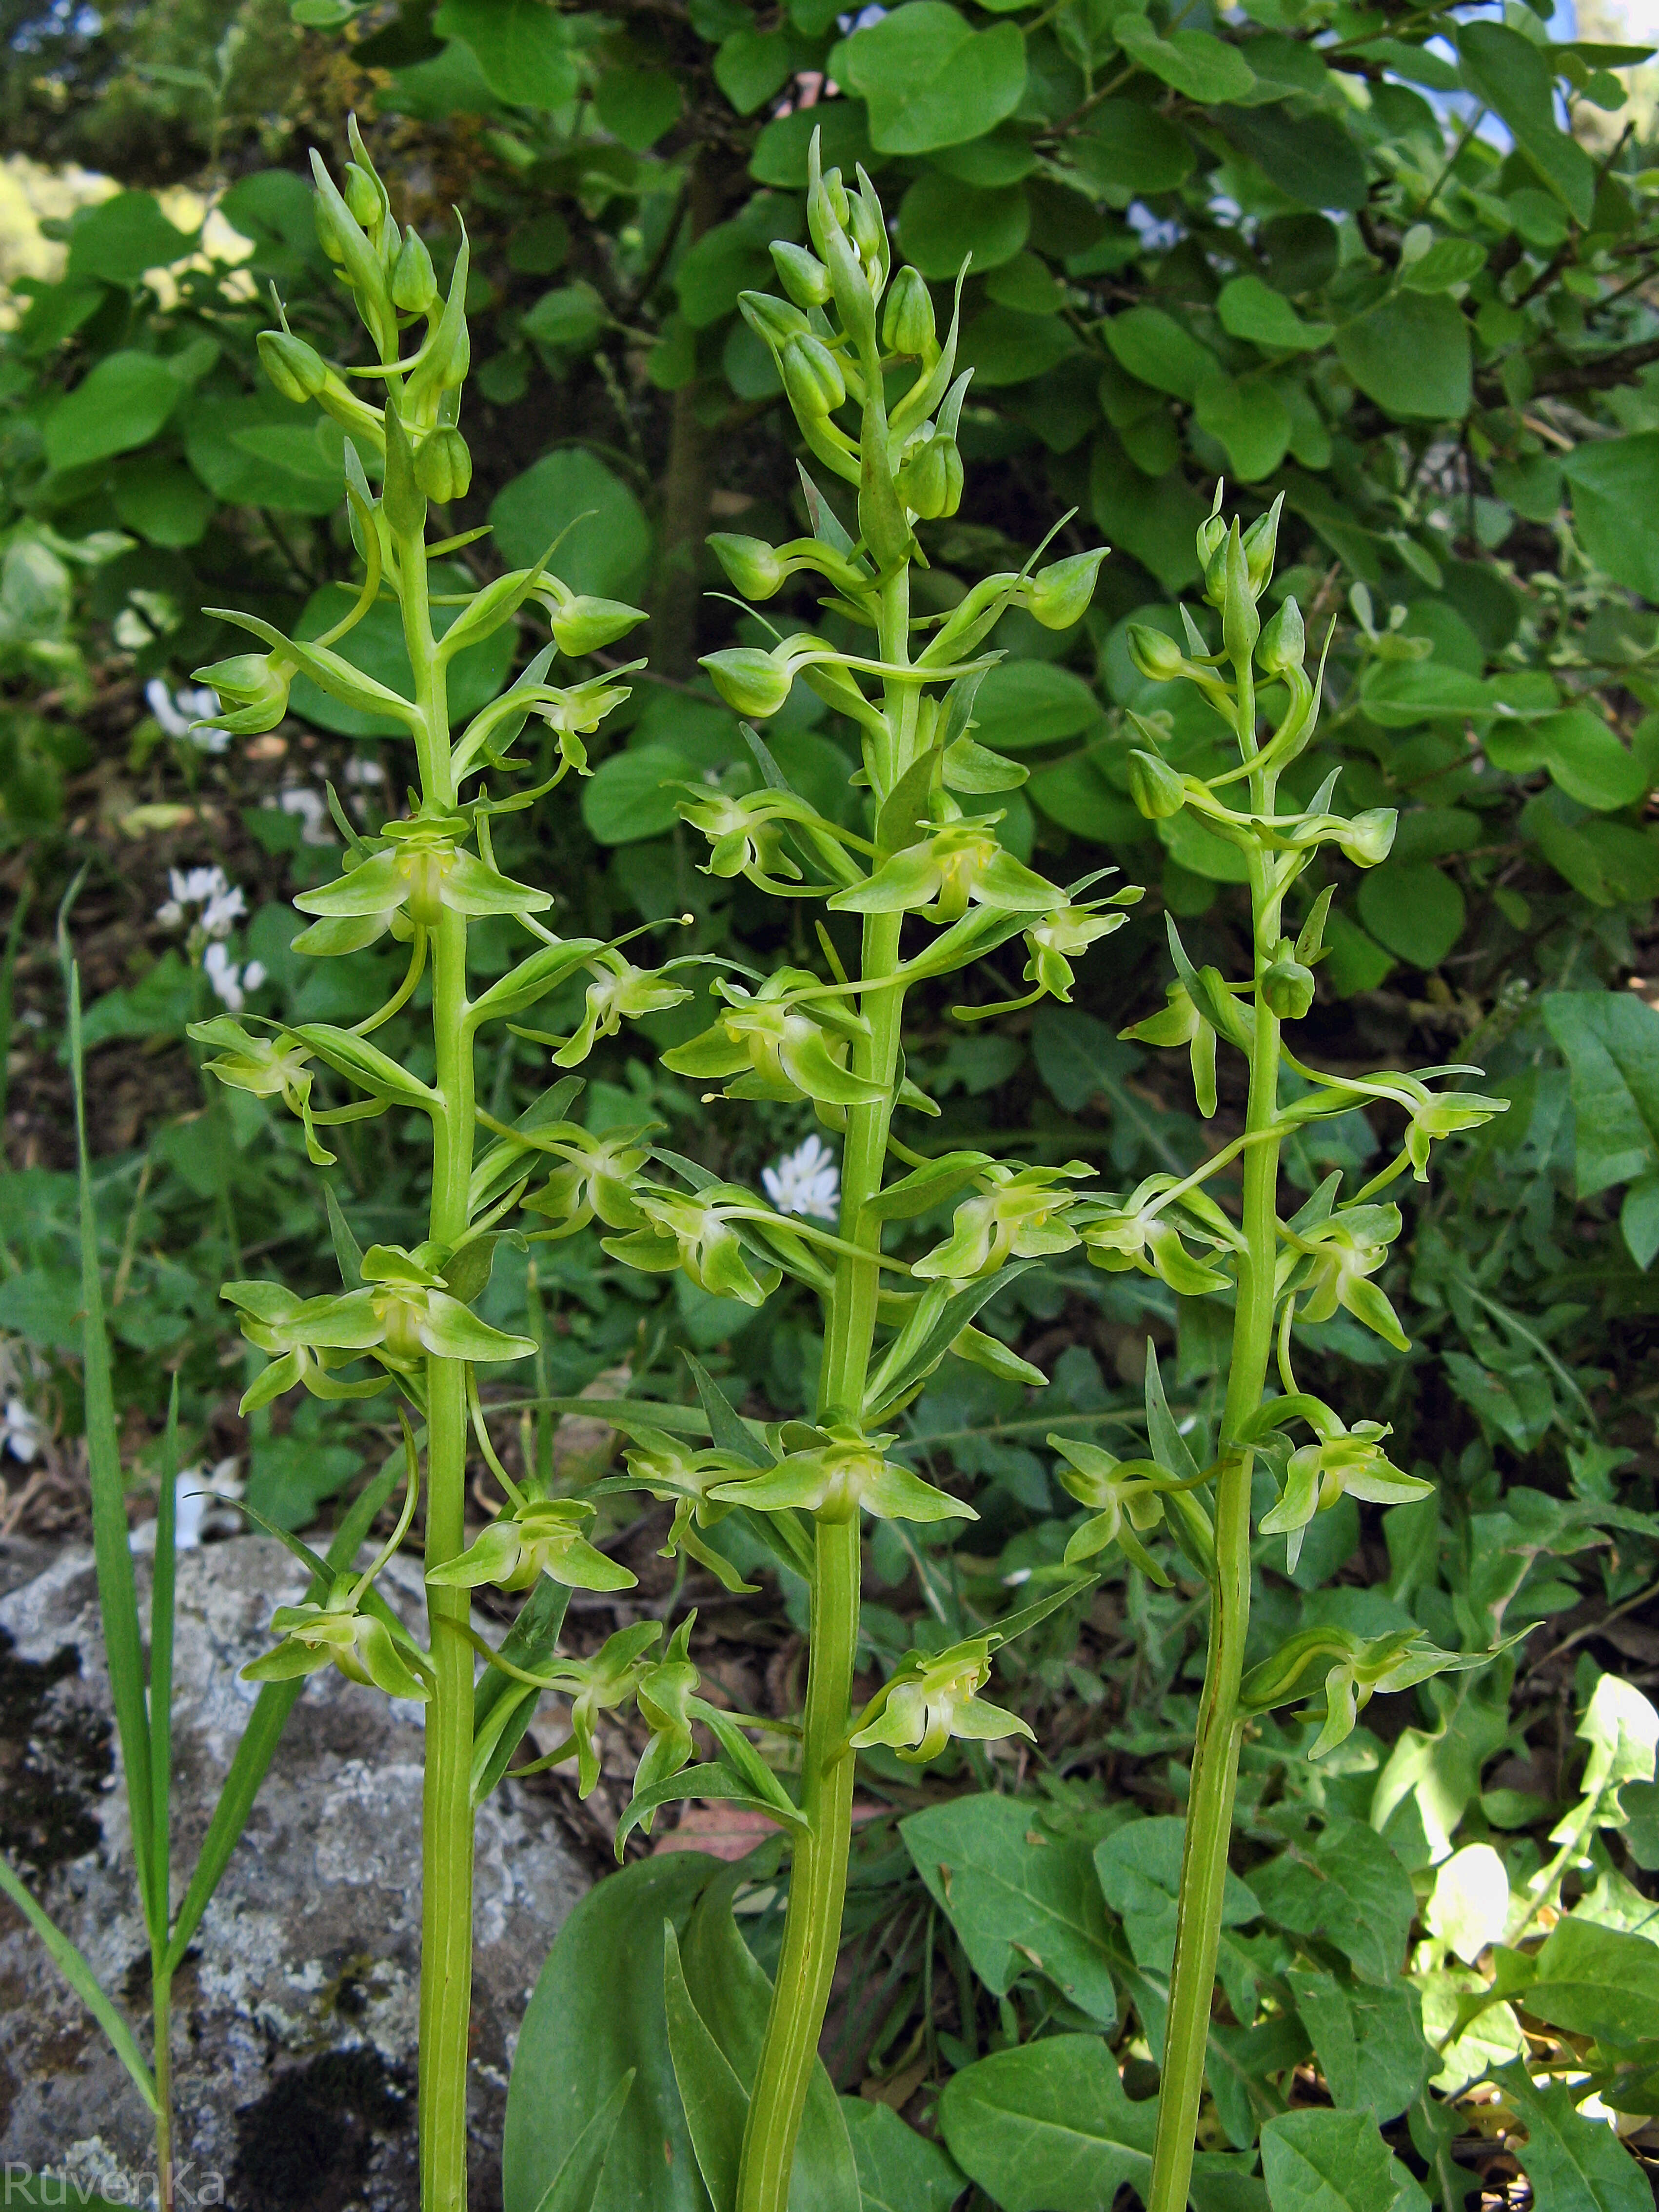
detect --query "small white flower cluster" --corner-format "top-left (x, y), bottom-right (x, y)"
top-left (2, 1397), bottom-right (41, 1464)
top-left (157, 864), bottom-right (245, 938)
top-left (156, 866), bottom-right (267, 1010)
top-left (262, 786), bottom-right (336, 846)
top-left (762, 1135), bottom-right (841, 1222)
top-left (130, 1457), bottom-right (244, 1554)
top-left (146, 679), bottom-right (230, 755)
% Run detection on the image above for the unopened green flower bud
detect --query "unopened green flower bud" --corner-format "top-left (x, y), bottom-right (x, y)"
top-left (1242, 494), bottom-right (1283, 598)
top-left (1197, 502), bottom-right (1227, 575)
top-left (1257, 596), bottom-right (1305, 677)
top-left (781, 332), bottom-right (846, 419)
top-left (1126, 624), bottom-right (1186, 685)
top-left (314, 191), bottom-right (352, 265)
top-left (771, 241), bottom-right (832, 311)
top-left (1127, 749), bottom-right (1186, 820)
top-left (193, 652), bottom-right (291, 736)
top-left (709, 534), bottom-right (787, 600)
top-left (897, 429), bottom-right (962, 520)
top-left (344, 162), bottom-right (383, 234)
top-left (1262, 952), bottom-right (1316, 1020)
top-left (1221, 523), bottom-right (1260, 665)
top-left (739, 290), bottom-right (811, 349)
top-left (258, 329), bottom-right (329, 403)
top-left (391, 229), bottom-right (437, 313)
top-left (1339, 809), bottom-right (1398, 867)
top-left (808, 162), bottom-right (851, 260)
top-left (848, 187), bottom-right (885, 271)
top-left (700, 646), bottom-right (792, 719)
top-left (414, 424), bottom-right (472, 502)
top-left (550, 595), bottom-right (648, 656)
top-left (883, 265), bottom-right (936, 356)
top-left (1028, 548), bottom-right (1107, 632)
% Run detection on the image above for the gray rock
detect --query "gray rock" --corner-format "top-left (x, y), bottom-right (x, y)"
top-left (0, 1535), bottom-right (591, 2211)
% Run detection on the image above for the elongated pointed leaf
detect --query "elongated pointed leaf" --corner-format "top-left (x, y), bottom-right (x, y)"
top-left (531, 2068), bottom-right (637, 2212)
top-left (0, 1853), bottom-right (158, 2114)
top-left (664, 1922), bottom-right (748, 2212)
top-left (68, 963), bottom-right (156, 1925)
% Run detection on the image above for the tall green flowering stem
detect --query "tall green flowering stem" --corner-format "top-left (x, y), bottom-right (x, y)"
top-left (1094, 498), bottom-right (1512, 2210)
top-left (668, 138), bottom-right (1137, 2209)
top-left (189, 123), bottom-right (655, 2212)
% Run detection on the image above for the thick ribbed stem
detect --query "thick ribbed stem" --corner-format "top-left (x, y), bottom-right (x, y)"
top-left (735, 565), bottom-right (917, 2212)
top-left (1146, 714), bottom-right (1283, 2212)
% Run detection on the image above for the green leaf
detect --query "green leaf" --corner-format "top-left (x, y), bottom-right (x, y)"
top-left (841, 4), bottom-right (1027, 153)
top-left (1104, 305), bottom-right (1215, 402)
top-left (1359, 659), bottom-right (1494, 727)
top-left (503, 1853), bottom-right (718, 2212)
top-left (1541, 991), bottom-right (1659, 1197)
top-left (750, 100), bottom-right (876, 187)
top-left (1091, 440), bottom-right (1207, 593)
top-left (1222, 106), bottom-right (1368, 213)
top-left (582, 743), bottom-right (694, 844)
top-left (0, 1852), bottom-right (158, 2113)
top-left (1113, 13), bottom-right (1256, 101)
top-left (1561, 433), bottom-right (1659, 598)
top-left (663, 1922), bottom-right (748, 2211)
top-left (713, 25), bottom-right (795, 114)
top-left (901, 1794), bottom-right (1118, 2023)
top-left (897, 176), bottom-right (1029, 279)
top-left (1194, 374), bottom-right (1291, 482)
top-left (111, 454), bottom-right (215, 548)
top-left (434, 0), bottom-right (577, 108)
top-left (66, 190), bottom-right (196, 283)
top-left (290, 1022), bottom-right (443, 1110)
top-left (1259, 2108), bottom-right (1398, 2212)
top-left (1247, 1817), bottom-right (1415, 1987)
top-left (968, 661), bottom-right (1103, 752)
top-left (245, 1432), bottom-right (363, 1532)
top-left (1486, 705), bottom-right (1647, 811)
top-left (1355, 861), bottom-right (1466, 970)
top-left (522, 283), bottom-right (607, 354)
top-left (1524, 1916), bottom-right (1659, 2046)
top-left (1094, 1816), bottom-right (1260, 1985)
top-left (490, 448), bottom-right (652, 597)
top-left (1492, 2062), bottom-right (1651, 2212)
top-left (529, 2067), bottom-right (636, 2212)
top-left (1335, 292), bottom-right (1471, 422)
top-left (959, 306), bottom-right (1077, 387)
top-left (45, 351), bottom-right (183, 472)
top-left (593, 63), bottom-right (684, 147)
top-left (1285, 1970), bottom-right (1431, 2122)
top-left (1073, 100), bottom-right (1194, 194)
top-left (839, 2099), bottom-right (965, 2212)
top-left (1217, 276), bottom-right (1333, 352)
top-left (937, 2036), bottom-right (1157, 2211)
top-left (1400, 238), bottom-right (1487, 293)
top-left (1459, 22), bottom-right (1597, 225)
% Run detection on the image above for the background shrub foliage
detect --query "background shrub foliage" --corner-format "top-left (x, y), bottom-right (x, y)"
top-left (6, 0), bottom-right (1659, 2201)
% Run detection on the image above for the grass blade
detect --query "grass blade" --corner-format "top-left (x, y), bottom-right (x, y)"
top-left (148, 1379), bottom-right (179, 1948)
top-left (0, 879), bottom-right (28, 1149)
top-left (67, 960), bottom-right (157, 1926)
top-left (0, 1852), bottom-right (158, 2114)
top-left (164, 1437), bottom-right (410, 1970)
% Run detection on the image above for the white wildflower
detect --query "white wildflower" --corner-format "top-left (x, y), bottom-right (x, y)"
top-left (265, 786), bottom-right (334, 847)
top-left (145, 679), bottom-right (230, 754)
top-left (343, 756), bottom-right (384, 786)
top-left (2, 1398), bottom-right (41, 1464)
top-left (203, 941), bottom-right (267, 1012)
top-left (130, 1457), bottom-right (244, 1554)
top-left (762, 1135), bottom-right (840, 1221)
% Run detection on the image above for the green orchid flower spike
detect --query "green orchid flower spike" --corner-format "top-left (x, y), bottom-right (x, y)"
top-left (191, 125), bottom-right (685, 2212)
top-left (712, 1421), bottom-right (976, 1527)
top-left (1104, 483), bottom-right (1510, 2212)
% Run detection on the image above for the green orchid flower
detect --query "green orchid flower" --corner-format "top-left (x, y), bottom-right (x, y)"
top-left (520, 1123), bottom-right (654, 1237)
top-left (1020, 888), bottom-right (1137, 1006)
top-left (831, 816), bottom-right (1064, 928)
top-left (1047, 1434), bottom-right (1178, 1585)
top-left (565, 1621), bottom-right (665, 1797)
top-left (293, 805), bottom-right (550, 944)
top-left (1239, 1626), bottom-right (1495, 1759)
top-left (711, 1422), bottom-right (975, 1526)
top-left (220, 1280), bottom-right (392, 1412)
top-left (188, 1017), bottom-right (343, 1166)
top-left (849, 1635), bottom-right (1033, 1764)
top-left (242, 1582), bottom-right (434, 1701)
top-left (612, 1434), bottom-right (763, 1594)
top-left (602, 1184), bottom-right (783, 1307)
top-left (1280, 1204), bottom-right (1409, 1350)
top-left (662, 970), bottom-right (884, 1111)
top-left (1079, 1176), bottom-right (1237, 1297)
top-left (1244, 1395), bottom-right (1432, 1572)
top-left (551, 954), bottom-right (692, 1066)
top-left (633, 1616), bottom-right (701, 1807)
top-left (425, 1496), bottom-right (638, 1595)
top-left (912, 1161), bottom-right (1092, 1282)
top-left (1119, 979), bottom-right (1219, 1118)
top-left (675, 787), bottom-right (808, 884)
